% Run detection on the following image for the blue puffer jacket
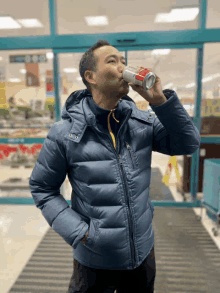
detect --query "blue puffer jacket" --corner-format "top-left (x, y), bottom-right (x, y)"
top-left (29, 89), bottom-right (201, 270)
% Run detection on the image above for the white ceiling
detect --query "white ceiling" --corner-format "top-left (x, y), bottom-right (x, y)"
top-left (0, 0), bottom-right (219, 37)
top-left (0, 0), bottom-right (220, 95)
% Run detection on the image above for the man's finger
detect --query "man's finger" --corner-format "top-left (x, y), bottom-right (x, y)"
top-left (129, 83), bottom-right (141, 88)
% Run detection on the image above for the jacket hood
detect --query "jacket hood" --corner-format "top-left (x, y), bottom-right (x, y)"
top-left (61, 89), bottom-right (136, 121)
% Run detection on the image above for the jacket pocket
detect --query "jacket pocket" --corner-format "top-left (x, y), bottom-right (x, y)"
top-left (84, 218), bottom-right (99, 251)
top-left (125, 141), bottom-right (139, 170)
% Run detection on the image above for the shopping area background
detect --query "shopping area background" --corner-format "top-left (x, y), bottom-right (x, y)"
top-left (0, 0), bottom-right (220, 292)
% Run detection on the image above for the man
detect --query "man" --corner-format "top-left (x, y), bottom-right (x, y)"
top-left (29, 40), bottom-right (201, 293)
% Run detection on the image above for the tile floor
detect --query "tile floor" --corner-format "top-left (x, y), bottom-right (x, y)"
top-left (0, 152), bottom-right (219, 293)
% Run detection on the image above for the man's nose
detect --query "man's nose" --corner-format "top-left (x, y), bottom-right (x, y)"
top-left (119, 63), bottom-right (126, 73)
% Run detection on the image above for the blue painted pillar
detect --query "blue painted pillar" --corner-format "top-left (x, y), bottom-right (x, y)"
top-left (49, 0), bottom-right (61, 122)
top-left (49, 0), bottom-right (65, 197)
top-left (190, 47), bottom-right (203, 201)
top-left (190, 0), bottom-right (207, 201)
top-left (49, 0), bottom-right (56, 35)
top-left (53, 53), bottom-right (61, 122)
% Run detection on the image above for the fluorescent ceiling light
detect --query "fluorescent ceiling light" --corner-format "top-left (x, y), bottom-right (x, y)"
top-left (46, 52), bottom-right (53, 59)
top-left (155, 7), bottom-right (199, 23)
top-left (20, 69), bottom-right (26, 74)
top-left (202, 76), bottom-right (213, 83)
top-left (0, 16), bottom-right (21, 29)
top-left (17, 19), bottom-right (43, 28)
top-left (164, 83), bottom-right (173, 88)
top-left (64, 68), bottom-right (77, 73)
top-left (155, 13), bottom-right (170, 23)
top-left (152, 49), bottom-right (170, 55)
top-left (85, 16), bottom-right (108, 26)
top-left (9, 78), bottom-right (21, 82)
top-left (212, 73), bottom-right (220, 78)
top-left (186, 82), bottom-right (195, 88)
top-left (169, 8), bottom-right (199, 22)
top-left (186, 73), bottom-right (220, 87)
top-left (202, 73), bottom-right (220, 83)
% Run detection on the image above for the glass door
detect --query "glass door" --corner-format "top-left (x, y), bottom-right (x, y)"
top-left (127, 48), bottom-right (199, 205)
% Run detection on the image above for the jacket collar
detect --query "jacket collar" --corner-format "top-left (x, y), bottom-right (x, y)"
top-left (62, 89), bottom-right (154, 143)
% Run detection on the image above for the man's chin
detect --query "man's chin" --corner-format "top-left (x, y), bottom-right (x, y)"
top-left (104, 85), bottom-right (129, 97)
top-left (121, 85), bottom-right (129, 94)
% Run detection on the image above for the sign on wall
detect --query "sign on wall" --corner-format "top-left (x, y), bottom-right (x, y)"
top-left (9, 54), bottom-right (47, 63)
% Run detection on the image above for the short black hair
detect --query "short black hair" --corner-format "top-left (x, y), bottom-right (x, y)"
top-left (79, 40), bottom-right (111, 92)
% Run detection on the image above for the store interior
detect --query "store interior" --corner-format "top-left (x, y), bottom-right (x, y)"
top-left (0, 0), bottom-right (220, 292)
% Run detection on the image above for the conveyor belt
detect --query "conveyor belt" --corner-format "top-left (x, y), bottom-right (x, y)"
top-left (153, 207), bottom-right (220, 293)
top-left (8, 207), bottom-right (220, 293)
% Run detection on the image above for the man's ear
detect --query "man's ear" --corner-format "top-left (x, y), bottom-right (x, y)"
top-left (84, 70), bottom-right (96, 86)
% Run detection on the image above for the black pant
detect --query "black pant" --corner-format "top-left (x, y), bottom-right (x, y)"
top-left (68, 246), bottom-right (156, 293)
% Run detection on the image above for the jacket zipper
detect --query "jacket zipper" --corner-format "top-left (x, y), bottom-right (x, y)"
top-left (105, 135), bottom-right (137, 268)
top-left (118, 153), bottom-right (136, 268)
top-left (113, 112), bottom-right (136, 268)
top-left (89, 112), bottom-right (136, 269)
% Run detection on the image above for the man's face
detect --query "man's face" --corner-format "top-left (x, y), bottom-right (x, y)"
top-left (91, 45), bottom-right (129, 96)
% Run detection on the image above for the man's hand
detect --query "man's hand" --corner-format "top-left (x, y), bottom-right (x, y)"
top-left (81, 230), bottom-right (89, 245)
top-left (128, 69), bottom-right (167, 106)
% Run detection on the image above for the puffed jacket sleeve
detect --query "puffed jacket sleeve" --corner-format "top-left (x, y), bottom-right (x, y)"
top-left (29, 122), bottom-right (89, 249)
top-left (150, 89), bottom-right (201, 156)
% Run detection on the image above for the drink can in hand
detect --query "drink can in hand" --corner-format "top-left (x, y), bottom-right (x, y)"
top-left (122, 66), bottom-right (156, 90)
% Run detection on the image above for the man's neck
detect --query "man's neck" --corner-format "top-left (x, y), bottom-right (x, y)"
top-left (91, 89), bottom-right (123, 110)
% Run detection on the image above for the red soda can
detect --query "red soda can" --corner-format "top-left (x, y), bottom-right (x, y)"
top-left (122, 66), bottom-right (156, 90)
